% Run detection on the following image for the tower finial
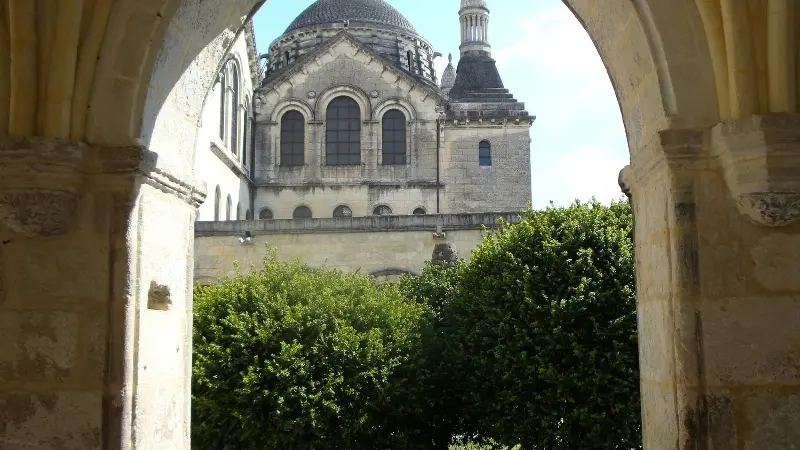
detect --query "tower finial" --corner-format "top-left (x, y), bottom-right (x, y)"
top-left (448, 53), bottom-right (452, 63)
top-left (459, 0), bottom-right (491, 55)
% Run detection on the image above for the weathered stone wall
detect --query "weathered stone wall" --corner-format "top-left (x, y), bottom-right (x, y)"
top-left (253, 39), bottom-right (441, 182)
top-left (251, 35), bottom-right (531, 220)
top-left (440, 123), bottom-right (532, 212)
top-left (0, 136), bottom-right (202, 449)
top-left (193, 212), bottom-right (520, 284)
top-left (254, 184), bottom-right (439, 219)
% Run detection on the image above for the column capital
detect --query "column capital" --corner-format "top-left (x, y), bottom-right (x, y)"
top-left (0, 135), bottom-right (206, 236)
top-left (711, 113), bottom-right (800, 227)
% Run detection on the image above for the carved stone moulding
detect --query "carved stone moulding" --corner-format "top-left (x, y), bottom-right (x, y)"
top-left (0, 190), bottom-right (80, 236)
top-left (712, 113), bottom-right (800, 227)
top-left (0, 135), bottom-right (88, 236)
top-left (737, 192), bottom-right (800, 227)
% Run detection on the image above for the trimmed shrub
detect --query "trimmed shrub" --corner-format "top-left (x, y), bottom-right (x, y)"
top-left (444, 200), bottom-right (641, 449)
top-left (192, 253), bottom-right (432, 449)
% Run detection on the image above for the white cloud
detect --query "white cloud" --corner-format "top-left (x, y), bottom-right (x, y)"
top-left (491, 1), bottom-right (628, 207)
top-left (493, 5), bottom-right (607, 82)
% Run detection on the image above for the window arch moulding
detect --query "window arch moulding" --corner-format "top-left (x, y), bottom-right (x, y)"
top-left (373, 97), bottom-right (417, 122)
top-left (314, 85), bottom-right (372, 121)
top-left (270, 99), bottom-right (314, 123)
top-left (259, 208), bottom-right (274, 220)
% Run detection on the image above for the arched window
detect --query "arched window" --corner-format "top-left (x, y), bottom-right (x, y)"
top-left (259, 208), bottom-right (274, 220)
top-left (284, 51), bottom-right (290, 66)
top-left (413, 207), bottom-right (426, 215)
top-left (407, 50), bottom-right (414, 73)
top-left (479, 140), bottom-right (492, 166)
top-left (243, 99), bottom-right (250, 165)
top-left (280, 110), bottom-right (305, 166)
top-left (382, 109), bottom-right (406, 165)
top-left (230, 64), bottom-right (240, 153)
top-left (214, 186), bottom-right (221, 221)
top-left (333, 205), bottom-right (352, 218)
top-left (226, 195), bottom-right (232, 221)
top-left (218, 74), bottom-right (226, 141)
top-left (373, 205), bottom-right (392, 216)
top-left (293, 206), bottom-right (313, 219)
top-left (236, 202), bottom-right (241, 220)
top-left (326, 96), bottom-right (361, 165)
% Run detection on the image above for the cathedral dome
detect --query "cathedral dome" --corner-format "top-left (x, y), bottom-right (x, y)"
top-left (285, 0), bottom-right (417, 34)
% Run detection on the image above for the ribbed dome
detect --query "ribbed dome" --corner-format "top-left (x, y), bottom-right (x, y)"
top-left (285, 0), bottom-right (417, 34)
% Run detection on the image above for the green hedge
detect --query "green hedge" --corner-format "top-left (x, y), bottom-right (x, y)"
top-left (192, 200), bottom-right (642, 449)
top-left (443, 200), bottom-right (641, 449)
top-left (192, 254), bottom-right (433, 449)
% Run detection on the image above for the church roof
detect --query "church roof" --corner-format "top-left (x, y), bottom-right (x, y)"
top-left (258, 32), bottom-right (446, 103)
top-left (447, 53), bottom-right (532, 120)
top-left (285, 0), bottom-right (418, 34)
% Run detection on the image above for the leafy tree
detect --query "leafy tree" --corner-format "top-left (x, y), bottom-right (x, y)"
top-left (192, 252), bottom-right (433, 449)
top-left (398, 260), bottom-right (473, 448)
top-left (443, 200), bottom-right (640, 449)
top-left (399, 259), bottom-right (464, 316)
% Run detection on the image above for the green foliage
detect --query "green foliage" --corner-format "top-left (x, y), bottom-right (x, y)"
top-left (398, 261), bottom-right (473, 448)
top-left (399, 259), bottom-right (464, 315)
top-left (444, 200), bottom-right (641, 449)
top-left (192, 252), bottom-right (433, 449)
top-left (192, 200), bottom-right (641, 449)
top-left (448, 437), bottom-right (521, 450)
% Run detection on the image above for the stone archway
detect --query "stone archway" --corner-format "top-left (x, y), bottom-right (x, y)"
top-left (1, 0), bottom-right (799, 448)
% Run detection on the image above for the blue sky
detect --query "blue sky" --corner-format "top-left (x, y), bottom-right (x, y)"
top-left (252, 0), bottom-right (629, 207)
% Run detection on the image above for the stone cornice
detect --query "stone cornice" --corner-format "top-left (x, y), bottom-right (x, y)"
top-left (195, 211), bottom-right (522, 236)
top-left (0, 136), bottom-right (205, 236)
top-left (255, 180), bottom-right (443, 190)
top-left (208, 140), bottom-right (254, 185)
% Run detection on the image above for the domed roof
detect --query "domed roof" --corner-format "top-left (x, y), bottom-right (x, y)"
top-left (285, 0), bottom-right (417, 34)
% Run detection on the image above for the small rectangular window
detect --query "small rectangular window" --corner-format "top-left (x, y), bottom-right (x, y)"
top-left (479, 141), bottom-right (492, 166)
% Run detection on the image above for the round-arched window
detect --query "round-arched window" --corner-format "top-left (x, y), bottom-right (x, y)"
top-left (333, 205), bottom-right (353, 218)
top-left (326, 96), bottom-right (361, 165)
top-left (259, 208), bottom-right (274, 220)
top-left (373, 205), bottom-right (392, 216)
top-left (293, 206), bottom-right (313, 219)
top-left (280, 110), bottom-right (305, 166)
top-left (479, 140), bottom-right (492, 166)
top-left (413, 207), bottom-right (426, 215)
top-left (382, 109), bottom-right (406, 165)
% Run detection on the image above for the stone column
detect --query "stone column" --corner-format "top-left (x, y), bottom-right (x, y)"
top-left (0, 136), bottom-right (202, 450)
top-left (309, 120), bottom-right (323, 181)
top-left (627, 114), bottom-right (800, 449)
top-left (364, 120), bottom-right (380, 179)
